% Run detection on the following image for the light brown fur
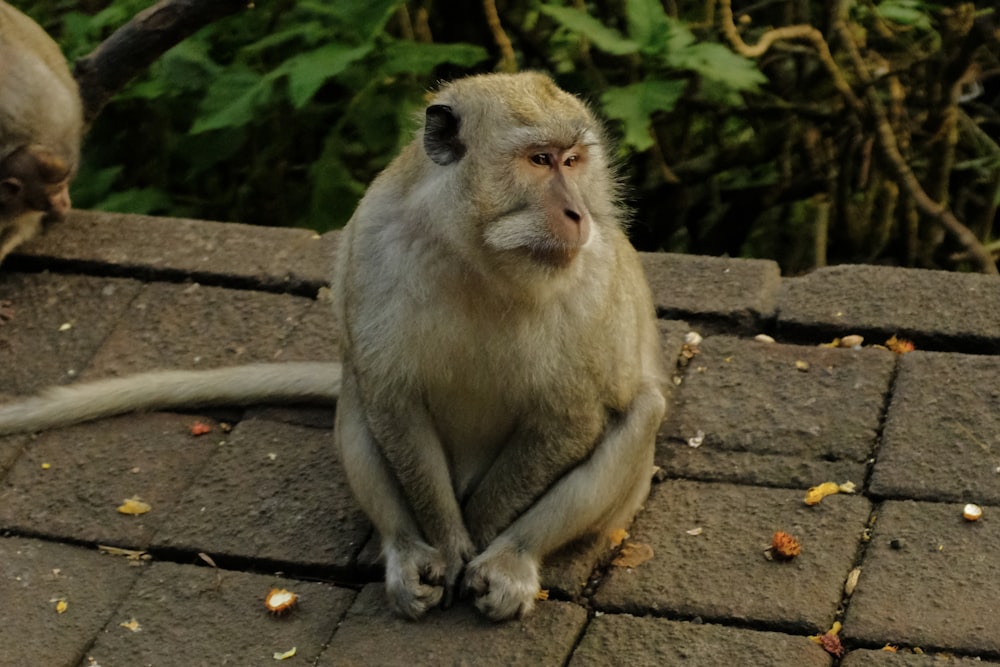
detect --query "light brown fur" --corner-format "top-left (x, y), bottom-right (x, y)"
top-left (0, 1), bottom-right (83, 264)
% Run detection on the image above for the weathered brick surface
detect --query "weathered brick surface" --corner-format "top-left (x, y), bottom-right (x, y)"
top-left (592, 480), bottom-right (872, 633)
top-left (320, 584), bottom-right (587, 666)
top-left (14, 209), bottom-right (335, 292)
top-left (0, 272), bottom-right (143, 393)
top-left (2, 211), bottom-right (1000, 662)
top-left (0, 537), bottom-right (141, 667)
top-left (83, 281), bottom-right (313, 379)
top-left (641, 252), bottom-right (781, 332)
top-left (660, 336), bottom-right (894, 488)
top-left (842, 499), bottom-right (1000, 657)
top-left (153, 418), bottom-right (369, 569)
top-left (871, 351), bottom-right (1000, 504)
top-left (84, 560), bottom-right (355, 667)
top-left (569, 615), bottom-right (832, 667)
top-left (0, 413), bottom-right (220, 548)
top-left (777, 264), bottom-right (1000, 351)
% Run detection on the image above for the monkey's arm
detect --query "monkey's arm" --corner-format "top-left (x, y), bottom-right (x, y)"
top-left (335, 365), bottom-right (475, 616)
top-left (462, 378), bottom-right (666, 620)
top-left (0, 362), bottom-right (340, 435)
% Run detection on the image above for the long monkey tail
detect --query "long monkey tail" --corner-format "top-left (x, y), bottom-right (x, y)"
top-left (0, 362), bottom-right (341, 435)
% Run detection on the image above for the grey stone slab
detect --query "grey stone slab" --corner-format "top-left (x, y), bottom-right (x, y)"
top-left (15, 209), bottom-right (335, 293)
top-left (0, 536), bottom-right (141, 667)
top-left (569, 614), bottom-right (832, 667)
top-left (592, 480), bottom-right (872, 633)
top-left (778, 264), bottom-right (1000, 352)
top-left (0, 413), bottom-right (220, 548)
top-left (842, 499), bottom-right (1000, 656)
top-left (83, 281), bottom-right (312, 379)
top-left (640, 253), bottom-right (781, 332)
top-left (842, 650), bottom-right (995, 666)
top-left (320, 583), bottom-right (587, 667)
top-left (659, 336), bottom-right (895, 487)
top-left (0, 272), bottom-right (143, 394)
top-left (84, 560), bottom-right (354, 667)
top-left (154, 418), bottom-right (369, 570)
top-left (0, 430), bottom-right (28, 475)
top-left (871, 351), bottom-right (1000, 504)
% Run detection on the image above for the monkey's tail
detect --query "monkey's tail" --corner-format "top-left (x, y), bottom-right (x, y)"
top-left (0, 362), bottom-right (341, 435)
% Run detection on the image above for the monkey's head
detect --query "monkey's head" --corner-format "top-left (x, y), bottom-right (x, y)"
top-left (0, 143), bottom-right (74, 223)
top-left (419, 73), bottom-right (620, 273)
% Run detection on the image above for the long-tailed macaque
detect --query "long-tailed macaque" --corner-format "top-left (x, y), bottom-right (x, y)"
top-left (0, 1), bottom-right (83, 264)
top-left (0, 72), bottom-right (666, 621)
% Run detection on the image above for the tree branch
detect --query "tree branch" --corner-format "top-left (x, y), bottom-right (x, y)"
top-left (73, 0), bottom-right (253, 125)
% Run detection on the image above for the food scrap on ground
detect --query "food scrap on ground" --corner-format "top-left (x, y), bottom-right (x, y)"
top-left (116, 497), bottom-right (152, 516)
top-left (844, 567), bottom-right (862, 596)
top-left (804, 481), bottom-right (856, 505)
top-left (55, 599), bottom-right (68, 614)
top-left (119, 618), bottom-right (141, 632)
top-left (265, 588), bottom-right (299, 615)
top-left (608, 528), bottom-right (629, 548)
top-left (189, 421), bottom-right (213, 436)
top-left (273, 647), bottom-right (296, 661)
top-left (885, 335), bottom-right (915, 354)
top-left (768, 531), bottom-right (801, 560)
top-left (821, 334), bottom-right (864, 348)
top-left (612, 541), bottom-right (654, 568)
top-left (98, 545), bottom-right (150, 561)
top-left (963, 503), bottom-right (983, 521)
top-left (810, 621), bottom-right (844, 656)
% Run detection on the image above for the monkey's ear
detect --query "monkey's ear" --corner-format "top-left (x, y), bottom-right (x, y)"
top-left (424, 104), bottom-right (466, 166)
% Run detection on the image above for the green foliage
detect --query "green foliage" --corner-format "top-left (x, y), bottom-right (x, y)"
top-left (20, 0), bottom-right (1000, 273)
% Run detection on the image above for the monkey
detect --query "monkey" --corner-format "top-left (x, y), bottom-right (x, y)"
top-left (0, 72), bottom-right (667, 622)
top-left (0, 1), bottom-right (83, 264)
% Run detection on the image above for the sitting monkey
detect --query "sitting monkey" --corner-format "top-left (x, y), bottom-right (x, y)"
top-left (0, 72), bottom-right (666, 621)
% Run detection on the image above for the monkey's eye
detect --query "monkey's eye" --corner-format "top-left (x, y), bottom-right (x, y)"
top-left (563, 154), bottom-right (580, 167)
top-left (530, 153), bottom-right (551, 166)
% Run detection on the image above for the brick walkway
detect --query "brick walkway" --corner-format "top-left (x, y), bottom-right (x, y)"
top-left (1, 211), bottom-right (998, 666)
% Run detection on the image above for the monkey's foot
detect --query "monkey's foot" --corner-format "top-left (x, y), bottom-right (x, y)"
top-left (383, 539), bottom-right (447, 619)
top-left (462, 546), bottom-right (540, 621)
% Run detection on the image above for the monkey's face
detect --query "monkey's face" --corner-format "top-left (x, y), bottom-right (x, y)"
top-left (422, 73), bottom-right (619, 271)
top-left (0, 144), bottom-right (74, 223)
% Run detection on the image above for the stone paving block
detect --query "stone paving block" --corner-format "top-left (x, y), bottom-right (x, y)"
top-left (569, 614), bottom-right (832, 666)
top-left (0, 431), bottom-right (28, 475)
top-left (640, 253), bottom-right (781, 332)
top-left (842, 650), bottom-right (993, 666)
top-left (870, 351), bottom-right (1000, 504)
top-left (320, 583), bottom-right (587, 666)
top-left (0, 536), bottom-right (141, 667)
top-left (83, 281), bottom-right (312, 379)
top-left (842, 499), bottom-right (1000, 656)
top-left (14, 210), bottom-right (335, 293)
top-left (0, 413), bottom-right (220, 548)
top-left (777, 264), bottom-right (1000, 351)
top-left (592, 480), bottom-right (872, 633)
top-left (0, 272), bottom-right (143, 394)
top-left (154, 418), bottom-right (369, 570)
top-left (659, 336), bottom-right (894, 488)
top-left (84, 560), bottom-right (355, 667)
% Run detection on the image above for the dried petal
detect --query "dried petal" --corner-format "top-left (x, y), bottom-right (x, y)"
top-left (273, 647), bottom-right (297, 660)
top-left (770, 531), bottom-right (801, 560)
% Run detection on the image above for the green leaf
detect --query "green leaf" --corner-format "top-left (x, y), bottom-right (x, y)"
top-left (323, 0), bottom-right (404, 41)
top-left (191, 68), bottom-right (276, 133)
top-left (600, 80), bottom-right (687, 152)
top-left (876, 0), bottom-right (933, 30)
top-left (624, 0), bottom-right (672, 53)
top-left (96, 187), bottom-right (174, 215)
top-left (278, 43), bottom-right (374, 109)
top-left (382, 41), bottom-right (489, 76)
top-left (539, 6), bottom-right (640, 56)
top-left (665, 43), bottom-right (766, 94)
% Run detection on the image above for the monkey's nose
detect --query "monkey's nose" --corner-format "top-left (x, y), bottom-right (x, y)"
top-left (564, 209), bottom-right (582, 223)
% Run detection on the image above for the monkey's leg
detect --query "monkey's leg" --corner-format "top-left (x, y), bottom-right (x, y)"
top-left (337, 368), bottom-right (474, 617)
top-left (462, 381), bottom-right (666, 621)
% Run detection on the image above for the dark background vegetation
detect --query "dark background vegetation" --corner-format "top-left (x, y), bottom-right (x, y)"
top-left (20, 0), bottom-right (1000, 274)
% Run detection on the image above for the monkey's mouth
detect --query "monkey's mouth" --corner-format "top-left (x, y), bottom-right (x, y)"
top-left (528, 242), bottom-right (579, 267)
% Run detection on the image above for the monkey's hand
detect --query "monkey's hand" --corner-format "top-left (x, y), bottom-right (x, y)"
top-left (461, 541), bottom-right (540, 621)
top-left (384, 537), bottom-right (449, 619)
